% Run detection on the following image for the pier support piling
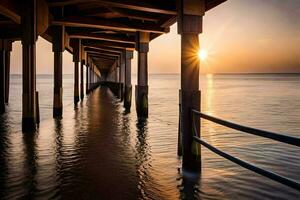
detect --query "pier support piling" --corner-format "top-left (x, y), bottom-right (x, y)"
top-left (21, 0), bottom-right (39, 131)
top-left (86, 62), bottom-right (89, 94)
top-left (135, 32), bottom-right (149, 118)
top-left (115, 65), bottom-right (121, 98)
top-left (0, 48), bottom-right (4, 114)
top-left (72, 39), bottom-right (81, 104)
top-left (4, 42), bottom-right (12, 104)
top-left (0, 40), bottom-right (12, 113)
top-left (80, 60), bottom-right (84, 100)
top-left (124, 50), bottom-right (133, 110)
top-left (74, 61), bottom-right (79, 103)
top-left (53, 26), bottom-right (64, 118)
top-left (120, 52), bottom-right (125, 101)
top-left (178, 0), bottom-right (204, 171)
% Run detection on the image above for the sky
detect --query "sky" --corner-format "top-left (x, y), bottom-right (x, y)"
top-left (10, 0), bottom-right (300, 74)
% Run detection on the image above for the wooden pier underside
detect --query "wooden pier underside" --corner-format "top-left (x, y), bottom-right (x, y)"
top-left (0, 0), bottom-right (226, 76)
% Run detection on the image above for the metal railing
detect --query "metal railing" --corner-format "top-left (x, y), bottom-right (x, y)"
top-left (191, 109), bottom-right (300, 191)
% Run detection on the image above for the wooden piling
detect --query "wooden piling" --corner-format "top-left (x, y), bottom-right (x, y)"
top-left (124, 50), bottom-right (133, 110)
top-left (53, 26), bottom-right (64, 117)
top-left (72, 39), bottom-right (81, 104)
top-left (120, 52), bottom-right (125, 101)
top-left (0, 49), bottom-right (5, 114)
top-left (21, 0), bottom-right (38, 131)
top-left (74, 61), bottom-right (79, 103)
top-left (5, 49), bottom-right (11, 104)
top-left (86, 63), bottom-right (89, 94)
top-left (135, 32), bottom-right (149, 118)
top-left (36, 91), bottom-right (40, 124)
top-left (4, 41), bottom-right (12, 105)
top-left (80, 60), bottom-right (84, 100)
top-left (178, 0), bottom-right (204, 171)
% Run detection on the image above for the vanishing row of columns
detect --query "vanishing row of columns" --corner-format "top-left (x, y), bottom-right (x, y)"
top-left (106, 32), bottom-right (148, 118)
top-left (0, 13), bottom-right (101, 132)
top-left (53, 28), bottom-right (100, 118)
top-left (0, 0), bottom-right (205, 171)
top-left (106, 2), bottom-right (204, 171)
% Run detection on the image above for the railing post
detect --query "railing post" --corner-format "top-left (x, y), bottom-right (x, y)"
top-left (178, 0), bottom-right (204, 171)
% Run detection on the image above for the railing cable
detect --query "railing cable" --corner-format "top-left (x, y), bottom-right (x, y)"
top-left (193, 136), bottom-right (300, 191)
top-left (190, 109), bottom-right (300, 191)
top-left (192, 109), bottom-right (300, 147)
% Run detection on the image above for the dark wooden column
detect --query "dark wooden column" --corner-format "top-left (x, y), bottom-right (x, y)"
top-left (21, 0), bottom-right (38, 131)
top-left (72, 39), bottom-right (81, 104)
top-left (0, 46), bottom-right (4, 114)
top-left (5, 41), bottom-right (12, 104)
top-left (52, 26), bottom-right (64, 117)
top-left (80, 60), bottom-right (84, 100)
top-left (115, 63), bottom-right (120, 98)
top-left (178, 0), bottom-right (204, 171)
top-left (86, 61), bottom-right (89, 94)
top-left (124, 50), bottom-right (133, 110)
top-left (120, 52), bottom-right (125, 100)
top-left (135, 32), bottom-right (149, 118)
top-left (91, 64), bottom-right (94, 90)
top-left (89, 63), bottom-right (92, 92)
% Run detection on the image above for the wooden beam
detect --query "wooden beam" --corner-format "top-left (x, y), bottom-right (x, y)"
top-left (48, 0), bottom-right (177, 15)
top-left (37, 0), bottom-right (49, 35)
top-left (83, 40), bottom-right (135, 50)
top-left (88, 52), bottom-right (119, 59)
top-left (84, 46), bottom-right (124, 54)
top-left (86, 50), bottom-right (120, 58)
top-left (0, 0), bottom-right (20, 24)
top-left (107, 7), bottom-right (161, 22)
top-left (85, 47), bottom-right (121, 56)
top-left (69, 32), bottom-right (135, 44)
top-left (52, 16), bottom-right (170, 34)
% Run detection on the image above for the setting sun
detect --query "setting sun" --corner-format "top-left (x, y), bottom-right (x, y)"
top-left (198, 49), bottom-right (208, 61)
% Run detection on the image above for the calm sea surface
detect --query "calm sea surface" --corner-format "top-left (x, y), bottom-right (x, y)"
top-left (0, 74), bottom-right (300, 199)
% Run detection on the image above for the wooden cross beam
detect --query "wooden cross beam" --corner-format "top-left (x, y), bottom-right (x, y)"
top-left (85, 47), bottom-right (122, 56)
top-left (0, 0), bottom-right (21, 24)
top-left (48, 0), bottom-right (177, 15)
top-left (83, 40), bottom-right (135, 50)
top-left (88, 53), bottom-right (119, 61)
top-left (86, 50), bottom-right (121, 58)
top-left (52, 16), bottom-right (169, 34)
top-left (84, 46), bottom-right (125, 54)
top-left (69, 32), bottom-right (135, 44)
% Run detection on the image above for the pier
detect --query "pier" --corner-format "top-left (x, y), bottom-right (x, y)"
top-left (0, 0), bottom-right (226, 167)
top-left (1, 0), bottom-right (300, 198)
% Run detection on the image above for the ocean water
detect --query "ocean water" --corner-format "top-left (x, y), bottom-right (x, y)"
top-left (0, 74), bottom-right (300, 199)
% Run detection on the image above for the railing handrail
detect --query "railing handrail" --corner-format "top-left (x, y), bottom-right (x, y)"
top-left (191, 109), bottom-right (300, 191)
top-left (193, 136), bottom-right (300, 191)
top-left (192, 109), bottom-right (300, 147)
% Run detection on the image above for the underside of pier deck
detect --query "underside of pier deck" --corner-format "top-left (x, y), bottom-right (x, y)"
top-left (0, 0), bottom-right (227, 171)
